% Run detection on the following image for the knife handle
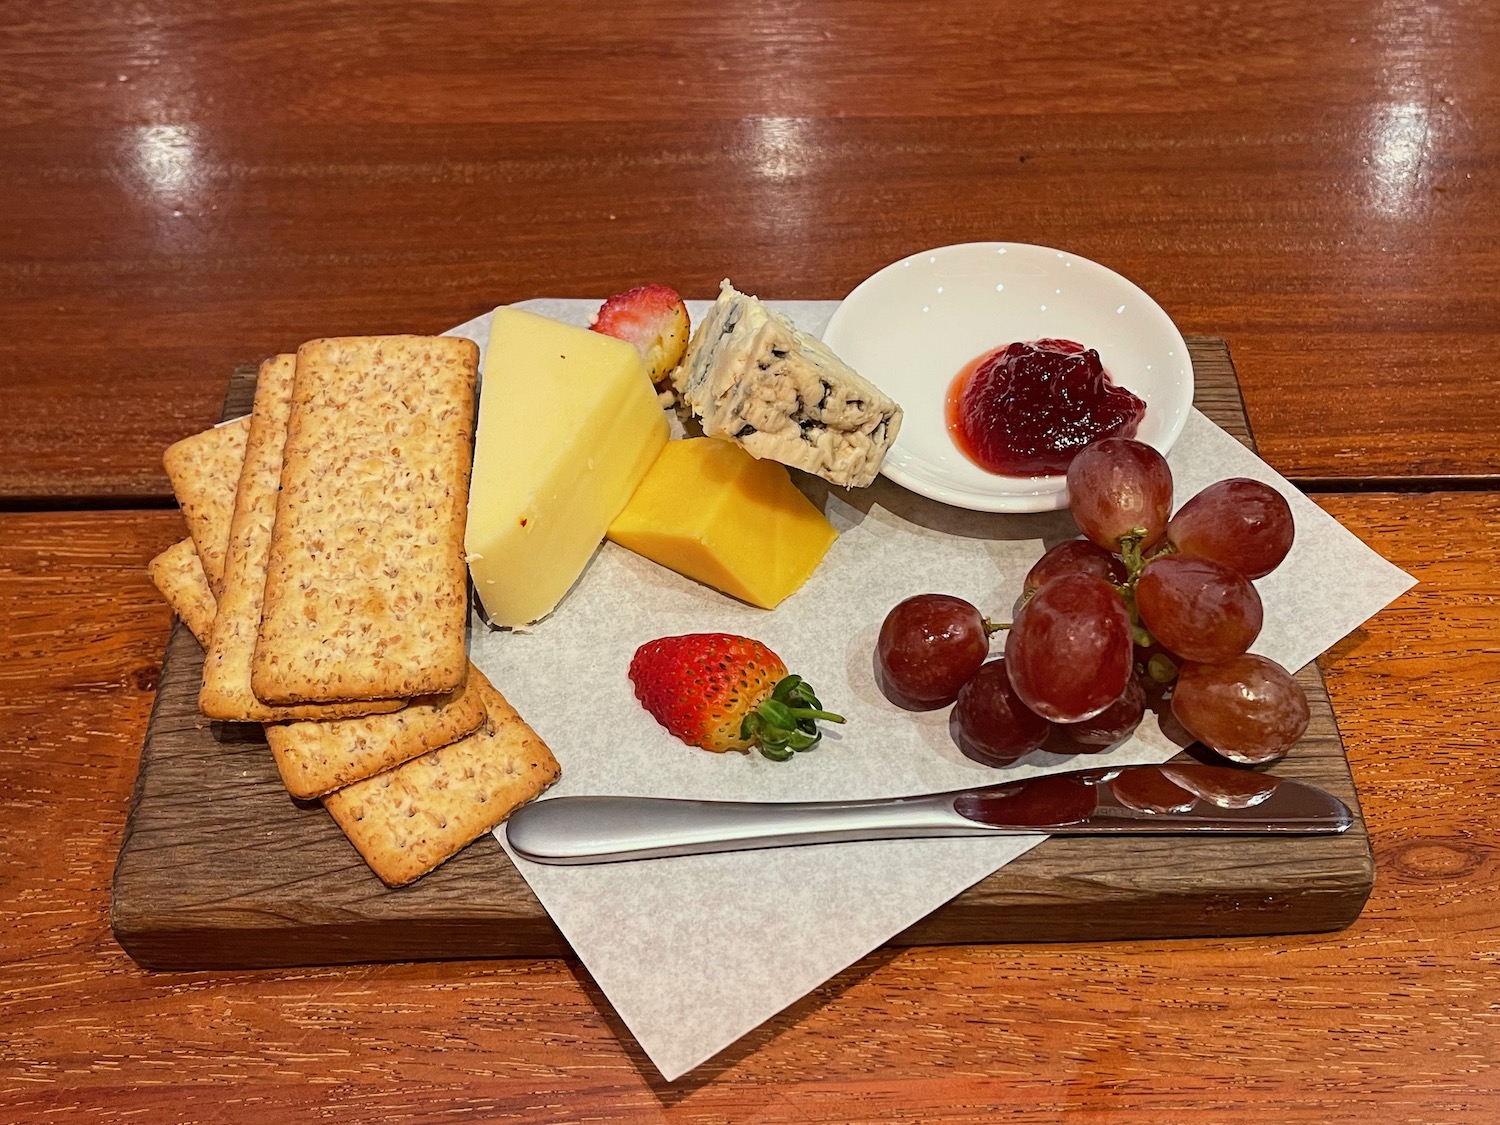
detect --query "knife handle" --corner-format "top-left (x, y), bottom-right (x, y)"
top-left (504, 792), bottom-right (978, 865)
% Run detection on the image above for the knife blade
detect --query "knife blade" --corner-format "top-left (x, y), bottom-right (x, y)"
top-left (504, 763), bottom-right (1353, 865)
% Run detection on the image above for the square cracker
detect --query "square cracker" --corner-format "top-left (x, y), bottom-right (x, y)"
top-left (148, 538), bottom-right (218, 646)
top-left (200, 354), bottom-right (403, 723)
top-left (322, 671), bottom-right (561, 887)
top-left (163, 416), bottom-right (251, 596)
top-left (266, 663), bottom-right (488, 799)
top-left (252, 335), bottom-right (477, 705)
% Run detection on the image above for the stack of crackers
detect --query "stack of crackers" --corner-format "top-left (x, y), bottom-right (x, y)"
top-left (149, 336), bottom-right (560, 887)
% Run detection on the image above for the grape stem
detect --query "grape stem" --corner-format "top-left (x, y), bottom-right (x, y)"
top-left (982, 618), bottom-right (1011, 636)
top-left (1117, 528), bottom-right (1150, 579)
top-left (1113, 528), bottom-right (1164, 646)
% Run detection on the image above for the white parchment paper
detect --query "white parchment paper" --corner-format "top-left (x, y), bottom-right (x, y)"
top-left (447, 300), bottom-right (1414, 1081)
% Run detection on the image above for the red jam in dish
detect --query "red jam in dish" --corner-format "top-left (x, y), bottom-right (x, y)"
top-left (946, 339), bottom-right (1146, 476)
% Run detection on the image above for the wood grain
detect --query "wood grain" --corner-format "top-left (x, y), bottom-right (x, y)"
top-left (111, 620), bottom-right (1361, 969)
top-left (2, 0), bottom-right (1498, 500)
top-left (2, 493), bottom-right (1495, 1121)
top-left (4, 0), bottom-right (1499, 1117)
top-left (114, 339), bottom-right (1374, 968)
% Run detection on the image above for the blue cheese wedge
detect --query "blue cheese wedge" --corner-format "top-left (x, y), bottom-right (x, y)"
top-left (671, 281), bottom-right (903, 488)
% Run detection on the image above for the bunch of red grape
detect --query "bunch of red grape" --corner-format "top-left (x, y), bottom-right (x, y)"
top-left (875, 438), bottom-right (1310, 768)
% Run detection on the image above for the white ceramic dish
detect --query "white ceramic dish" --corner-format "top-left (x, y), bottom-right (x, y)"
top-left (823, 242), bottom-right (1193, 513)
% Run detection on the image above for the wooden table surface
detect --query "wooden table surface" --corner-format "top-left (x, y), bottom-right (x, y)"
top-left (2, 1), bottom-right (1497, 1121)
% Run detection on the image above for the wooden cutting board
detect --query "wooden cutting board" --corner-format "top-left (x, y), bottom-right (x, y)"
top-left (111, 338), bottom-right (1371, 970)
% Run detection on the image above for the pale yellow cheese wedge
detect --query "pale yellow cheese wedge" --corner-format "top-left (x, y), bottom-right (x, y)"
top-left (607, 437), bottom-right (838, 609)
top-left (466, 308), bottom-right (669, 627)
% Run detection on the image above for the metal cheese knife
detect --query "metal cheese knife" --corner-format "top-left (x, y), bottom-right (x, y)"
top-left (505, 763), bottom-right (1352, 865)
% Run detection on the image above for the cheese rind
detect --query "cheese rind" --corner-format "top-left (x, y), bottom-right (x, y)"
top-left (670, 280), bottom-right (903, 488)
top-left (466, 308), bottom-right (669, 628)
top-left (606, 437), bottom-right (837, 610)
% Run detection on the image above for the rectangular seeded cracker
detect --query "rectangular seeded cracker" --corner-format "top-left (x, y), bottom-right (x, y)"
top-left (151, 533), bottom-right (470, 776)
top-left (265, 664), bottom-right (487, 799)
top-left (200, 354), bottom-right (404, 723)
top-left (252, 335), bottom-right (477, 705)
top-left (163, 416), bottom-right (251, 596)
top-left (148, 539), bottom-right (218, 646)
top-left (322, 672), bottom-right (561, 887)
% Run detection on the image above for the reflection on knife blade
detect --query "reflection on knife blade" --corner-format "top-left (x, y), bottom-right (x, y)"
top-left (951, 763), bottom-right (1287, 827)
top-left (505, 763), bottom-right (1353, 865)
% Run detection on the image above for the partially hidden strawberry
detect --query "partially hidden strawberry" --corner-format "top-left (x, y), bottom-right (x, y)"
top-left (628, 633), bottom-right (845, 761)
top-left (590, 283), bottom-right (691, 385)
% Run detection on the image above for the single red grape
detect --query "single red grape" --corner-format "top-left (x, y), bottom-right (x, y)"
top-left (1066, 438), bottom-right (1173, 552)
top-left (952, 659), bottom-right (1052, 766)
top-left (1056, 674), bottom-right (1146, 747)
top-left (1136, 554), bottom-right (1263, 663)
top-left (1023, 538), bottom-right (1128, 600)
top-left (1171, 654), bottom-right (1310, 764)
top-left (1004, 574), bottom-right (1133, 722)
top-left (876, 594), bottom-right (992, 710)
top-left (1168, 477), bottom-right (1295, 579)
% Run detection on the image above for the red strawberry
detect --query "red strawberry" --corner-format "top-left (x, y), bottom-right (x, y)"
top-left (591, 283), bottom-right (691, 385)
top-left (628, 633), bottom-right (844, 760)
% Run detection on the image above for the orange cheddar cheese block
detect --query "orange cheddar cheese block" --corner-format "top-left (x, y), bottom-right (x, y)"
top-left (607, 437), bottom-right (837, 609)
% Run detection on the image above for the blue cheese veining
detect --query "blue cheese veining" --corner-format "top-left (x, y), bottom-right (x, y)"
top-left (670, 281), bottom-right (903, 488)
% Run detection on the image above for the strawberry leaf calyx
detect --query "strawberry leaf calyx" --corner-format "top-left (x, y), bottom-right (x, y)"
top-left (740, 675), bottom-right (846, 762)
